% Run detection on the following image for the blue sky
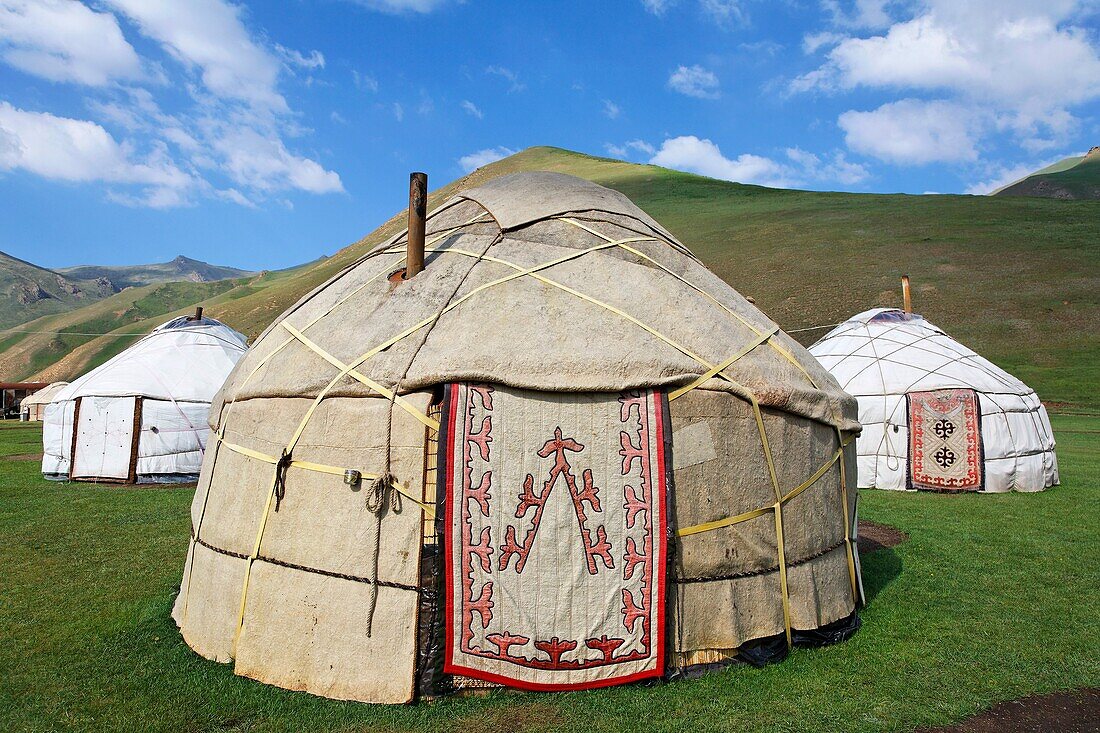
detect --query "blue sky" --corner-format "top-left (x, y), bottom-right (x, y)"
top-left (1, 0), bottom-right (1098, 271)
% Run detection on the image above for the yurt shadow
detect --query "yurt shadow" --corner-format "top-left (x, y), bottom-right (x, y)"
top-left (858, 546), bottom-right (902, 604)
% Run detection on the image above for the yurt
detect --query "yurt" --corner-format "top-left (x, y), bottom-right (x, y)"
top-left (21, 381), bottom-right (68, 421)
top-left (42, 312), bottom-right (247, 484)
top-left (809, 307), bottom-right (1058, 493)
top-left (174, 172), bottom-right (863, 704)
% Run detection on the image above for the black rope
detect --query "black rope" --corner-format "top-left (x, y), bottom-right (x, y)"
top-left (189, 529), bottom-right (433, 597)
top-left (273, 449), bottom-right (292, 512)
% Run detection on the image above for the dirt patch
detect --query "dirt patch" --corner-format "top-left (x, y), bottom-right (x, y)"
top-left (4, 452), bottom-right (42, 461)
top-left (917, 688), bottom-right (1100, 733)
top-left (858, 520), bottom-right (908, 554)
top-left (445, 701), bottom-right (565, 733)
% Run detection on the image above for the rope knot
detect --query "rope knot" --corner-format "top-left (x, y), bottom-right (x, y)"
top-left (366, 472), bottom-right (400, 515)
top-left (273, 449), bottom-right (293, 512)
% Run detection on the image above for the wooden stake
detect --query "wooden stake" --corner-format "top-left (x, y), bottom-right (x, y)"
top-left (407, 172), bottom-right (427, 278)
top-left (901, 275), bottom-right (912, 313)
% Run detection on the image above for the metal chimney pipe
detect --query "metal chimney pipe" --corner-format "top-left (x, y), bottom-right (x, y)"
top-left (406, 172), bottom-right (427, 278)
top-left (190, 306), bottom-right (204, 321)
top-left (901, 275), bottom-right (912, 313)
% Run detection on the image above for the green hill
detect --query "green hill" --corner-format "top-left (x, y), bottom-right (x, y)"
top-left (3, 146), bottom-right (1098, 411)
top-left (994, 147), bottom-right (1100, 200)
top-left (0, 251), bottom-right (257, 332)
top-left (57, 254), bottom-right (253, 289)
top-left (0, 251), bottom-right (117, 330)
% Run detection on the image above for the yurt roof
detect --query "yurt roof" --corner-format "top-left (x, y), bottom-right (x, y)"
top-left (21, 381), bottom-right (70, 406)
top-left (215, 172), bottom-right (856, 432)
top-left (55, 315), bottom-right (247, 404)
top-left (809, 307), bottom-right (1033, 398)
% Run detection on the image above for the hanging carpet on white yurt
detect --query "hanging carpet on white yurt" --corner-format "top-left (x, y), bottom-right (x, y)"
top-left (42, 315), bottom-right (247, 483)
top-left (809, 308), bottom-right (1058, 493)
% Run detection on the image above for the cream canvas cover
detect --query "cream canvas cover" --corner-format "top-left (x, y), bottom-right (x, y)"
top-left (22, 381), bottom-right (68, 421)
top-left (42, 315), bottom-right (247, 482)
top-left (809, 308), bottom-right (1058, 492)
top-left (176, 172), bottom-right (863, 704)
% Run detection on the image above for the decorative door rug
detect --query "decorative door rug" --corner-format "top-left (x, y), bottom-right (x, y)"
top-left (907, 388), bottom-right (983, 491)
top-left (441, 383), bottom-right (669, 690)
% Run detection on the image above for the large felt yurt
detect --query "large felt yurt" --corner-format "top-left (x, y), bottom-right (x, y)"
top-left (174, 172), bottom-right (864, 704)
top-left (42, 313), bottom-right (247, 484)
top-left (809, 307), bottom-right (1058, 493)
top-left (22, 381), bottom-right (69, 421)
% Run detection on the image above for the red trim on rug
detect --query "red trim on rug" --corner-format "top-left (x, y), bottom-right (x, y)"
top-left (442, 383), bottom-right (461, 673)
top-left (651, 392), bottom-right (667, 678)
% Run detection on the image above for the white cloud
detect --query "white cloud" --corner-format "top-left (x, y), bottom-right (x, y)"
top-left (209, 125), bottom-right (342, 194)
top-left (606, 139), bottom-right (657, 160)
top-left (649, 134), bottom-right (870, 187)
top-left (352, 69), bottom-right (379, 92)
top-left (486, 65), bottom-right (524, 92)
top-left (668, 64), bottom-right (720, 99)
top-left (838, 99), bottom-right (979, 164)
top-left (345, 0), bottom-right (449, 12)
top-left (275, 44), bottom-right (324, 70)
top-left (104, 0), bottom-right (287, 111)
top-left (461, 100), bottom-right (483, 119)
top-left (651, 136), bottom-right (794, 186)
top-left (330, 110), bottom-right (347, 124)
top-left (458, 146), bottom-right (516, 173)
top-left (0, 0), bottom-right (145, 86)
top-left (393, 102), bottom-right (404, 121)
top-left (796, 1), bottom-right (1100, 157)
top-left (0, 101), bottom-right (193, 206)
top-left (603, 99), bottom-right (621, 119)
top-left (641, 0), bottom-right (677, 14)
top-left (802, 31), bottom-right (844, 54)
top-left (700, 0), bottom-right (746, 26)
top-left (821, 0), bottom-right (895, 29)
top-left (784, 146), bottom-right (869, 184)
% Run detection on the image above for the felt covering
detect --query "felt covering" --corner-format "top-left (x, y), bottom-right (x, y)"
top-left (211, 175), bottom-right (855, 435)
top-left (176, 172), bottom-right (862, 703)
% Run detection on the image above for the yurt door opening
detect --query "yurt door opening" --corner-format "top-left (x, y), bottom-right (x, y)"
top-left (69, 396), bottom-right (142, 482)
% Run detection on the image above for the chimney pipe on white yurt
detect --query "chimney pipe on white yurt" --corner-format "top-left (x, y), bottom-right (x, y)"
top-left (189, 306), bottom-right (204, 321)
top-left (406, 172), bottom-right (427, 278)
top-left (901, 275), bottom-right (912, 313)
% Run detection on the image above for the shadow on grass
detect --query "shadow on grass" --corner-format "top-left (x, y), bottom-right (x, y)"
top-left (861, 547), bottom-right (902, 604)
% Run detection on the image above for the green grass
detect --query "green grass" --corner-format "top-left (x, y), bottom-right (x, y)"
top-left (1, 417), bottom-right (1096, 732)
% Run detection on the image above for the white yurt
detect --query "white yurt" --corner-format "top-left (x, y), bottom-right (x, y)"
top-left (22, 381), bottom-right (69, 421)
top-left (809, 307), bottom-right (1058, 493)
top-left (42, 312), bottom-right (248, 484)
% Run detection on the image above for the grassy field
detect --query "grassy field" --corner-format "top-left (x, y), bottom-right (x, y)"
top-left (5, 147), bottom-right (1098, 412)
top-left (1, 417), bottom-right (1096, 732)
